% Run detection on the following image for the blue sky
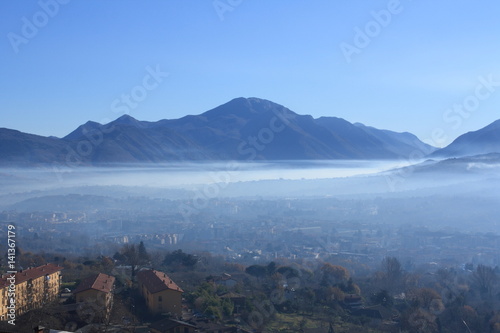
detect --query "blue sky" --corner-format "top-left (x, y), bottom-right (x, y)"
top-left (1, 1), bottom-right (500, 147)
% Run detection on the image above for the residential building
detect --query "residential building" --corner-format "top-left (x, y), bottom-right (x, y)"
top-left (73, 273), bottom-right (115, 318)
top-left (213, 273), bottom-right (237, 288)
top-left (0, 263), bottom-right (63, 321)
top-left (137, 269), bottom-right (183, 316)
top-left (220, 292), bottom-right (246, 313)
top-left (343, 294), bottom-right (363, 310)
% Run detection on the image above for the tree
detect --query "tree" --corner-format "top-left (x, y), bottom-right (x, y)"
top-left (137, 241), bottom-right (151, 264)
top-left (410, 288), bottom-right (442, 310)
top-left (120, 244), bottom-right (140, 279)
top-left (403, 307), bottom-right (439, 333)
top-left (99, 256), bottom-right (115, 274)
top-left (113, 251), bottom-right (126, 262)
top-left (245, 265), bottom-right (267, 279)
top-left (371, 290), bottom-right (393, 308)
top-left (163, 249), bottom-right (198, 268)
top-left (277, 266), bottom-right (301, 279)
top-left (327, 286), bottom-right (345, 303)
top-left (346, 277), bottom-right (361, 295)
top-left (381, 256), bottom-right (403, 292)
top-left (205, 305), bottom-right (222, 319)
top-left (440, 304), bottom-right (480, 333)
top-left (321, 263), bottom-right (349, 286)
top-left (472, 264), bottom-right (497, 298)
top-left (221, 298), bottom-right (234, 316)
top-left (267, 261), bottom-right (277, 275)
top-left (297, 287), bottom-right (316, 314)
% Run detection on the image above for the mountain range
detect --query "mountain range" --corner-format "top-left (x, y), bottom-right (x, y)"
top-left (0, 97), bottom-right (498, 166)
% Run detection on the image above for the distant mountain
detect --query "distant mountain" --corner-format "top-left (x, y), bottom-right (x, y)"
top-left (430, 119), bottom-right (500, 158)
top-left (390, 153), bottom-right (500, 175)
top-left (9, 194), bottom-right (119, 212)
top-left (0, 128), bottom-right (68, 165)
top-left (0, 97), bottom-right (436, 165)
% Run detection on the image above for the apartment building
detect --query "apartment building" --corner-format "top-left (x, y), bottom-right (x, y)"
top-left (0, 263), bottom-right (63, 321)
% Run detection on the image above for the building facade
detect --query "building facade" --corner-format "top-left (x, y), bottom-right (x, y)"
top-left (73, 273), bottom-right (115, 319)
top-left (0, 263), bottom-right (63, 321)
top-left (137, 269), bottom-right (183, 316)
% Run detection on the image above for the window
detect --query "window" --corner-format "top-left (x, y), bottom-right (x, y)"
top-left (158, 295), bottom-right (162, 302)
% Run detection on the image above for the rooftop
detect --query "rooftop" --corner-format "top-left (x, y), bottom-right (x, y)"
top-left (73, 273), bottom-right (115, 294)
top-left (137, 269), bottom-right (183, 294)
top-left (0, 263), bottom-right (63, 288)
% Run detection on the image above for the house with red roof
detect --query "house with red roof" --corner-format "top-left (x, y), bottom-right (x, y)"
top-left (73, 273), bottom-right (115, 318)
top-left (136, 269), bottom-right (183, 316)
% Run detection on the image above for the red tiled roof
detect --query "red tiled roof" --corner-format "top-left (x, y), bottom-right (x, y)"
top-left (0, 263), bottom-right (63, 288)
top-left (73, 273), bottom-right (115, 294)
top-left (137, 269), bottom-right (183, 294)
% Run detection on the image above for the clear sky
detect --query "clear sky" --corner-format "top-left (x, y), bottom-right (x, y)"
top-left (1, 0), bottom-right (500, 147)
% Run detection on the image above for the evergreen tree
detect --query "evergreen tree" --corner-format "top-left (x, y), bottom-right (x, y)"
top-left (138, 241), bottom-right (151, 264)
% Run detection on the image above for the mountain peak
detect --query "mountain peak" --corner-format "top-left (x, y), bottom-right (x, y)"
top-left (64, 120), bottom-right (103, 140)
top-left (201, 97), bottom-right (297, 122)
top-left (114, 114), bottom-right (139, 123)
top-left (109, 114), bottom-right (151, 129)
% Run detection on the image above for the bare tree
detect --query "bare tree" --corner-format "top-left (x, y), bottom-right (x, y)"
top-left (381, 257), bottom-right (403, 293)
top-left (472, 264), bottom-right (497, 298)
top-left (121, 244), bottom-right (140, 279)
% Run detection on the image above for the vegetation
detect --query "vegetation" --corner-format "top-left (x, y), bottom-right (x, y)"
top-left (5, 243), bottom-right (500, 333)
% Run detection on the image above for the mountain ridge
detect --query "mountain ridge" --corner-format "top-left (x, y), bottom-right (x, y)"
top-left (430, 119), bottom-right (500, 158)
top-left (0, 97), bottom-right (457, 166)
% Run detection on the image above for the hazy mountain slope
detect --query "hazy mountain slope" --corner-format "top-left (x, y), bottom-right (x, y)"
top-left (0, 128), bottom-right (68, 165)
top-left (66, 123), bottom-right (211, 163)
top-left (354, 123), bottom-right (437, 156)
top-left (430, 119), bottom-right (500, 158)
